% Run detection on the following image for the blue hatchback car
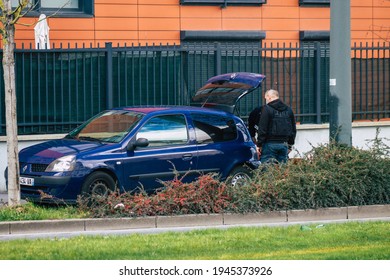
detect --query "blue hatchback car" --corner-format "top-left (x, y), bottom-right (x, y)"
top-left (15, 72), bottom-right (265, 203)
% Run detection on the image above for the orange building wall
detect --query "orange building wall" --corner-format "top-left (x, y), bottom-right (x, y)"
top-left (12, 0), bottom-right (390, 48)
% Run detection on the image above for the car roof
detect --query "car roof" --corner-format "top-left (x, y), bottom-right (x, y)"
top-left (112, 72), bottom-right (265, 116)
top-left (112, 105), bottom-right (236, 116)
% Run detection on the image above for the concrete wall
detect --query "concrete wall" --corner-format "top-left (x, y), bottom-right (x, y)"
top-left (1, 121), bottom-right (389, 192)
top-left (291, 121), bottom-right (390, 158)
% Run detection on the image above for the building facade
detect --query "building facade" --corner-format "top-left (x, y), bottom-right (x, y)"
top-left (9, 0), bottom-right (390, 48)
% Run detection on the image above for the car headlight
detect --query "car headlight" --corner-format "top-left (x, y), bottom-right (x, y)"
top-left (45, 155), bottom-right (76, 172)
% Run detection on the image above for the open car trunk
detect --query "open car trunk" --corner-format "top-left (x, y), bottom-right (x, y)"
top-left (191, 72), bottom-right (266, 114)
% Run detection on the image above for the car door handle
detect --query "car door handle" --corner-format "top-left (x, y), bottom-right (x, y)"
top-left (182, 154), bottom-right (193, 161)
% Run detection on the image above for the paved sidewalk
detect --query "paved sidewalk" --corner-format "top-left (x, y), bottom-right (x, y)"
top-left (1, 191), bottom-right (390, 240)
top-left (0, 192), bottom-right (6, 204)
top-left (2, 217), bottom-right (390, 241)
top-left (0, 192), bottom-right (27, 206)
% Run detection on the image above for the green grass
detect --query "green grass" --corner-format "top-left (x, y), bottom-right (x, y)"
top-left (1, 221), bottom-right (389, 260)
top-left (0, 202), bottom-right (89, 221)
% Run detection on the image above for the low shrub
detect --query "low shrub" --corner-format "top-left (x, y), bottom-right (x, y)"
top-left (78, 174), bottom-right (230, 218)
top-left (79, 134), bottom-right (390, 217)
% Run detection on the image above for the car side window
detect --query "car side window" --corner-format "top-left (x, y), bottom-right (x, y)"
top-left (191, 113), bottom-right (237, 144)
top-left (136, 114), bottom-right (188, 147)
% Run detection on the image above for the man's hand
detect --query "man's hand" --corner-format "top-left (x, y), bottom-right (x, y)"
top-left (256, 146), bottom-right (262, 158)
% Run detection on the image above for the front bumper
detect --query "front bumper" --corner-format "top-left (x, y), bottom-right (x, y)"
top-left (20, 174), bottom-right (80, 204)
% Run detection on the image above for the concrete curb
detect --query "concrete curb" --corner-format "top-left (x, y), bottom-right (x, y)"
top-left (1, 204), bottom-right (389, 236)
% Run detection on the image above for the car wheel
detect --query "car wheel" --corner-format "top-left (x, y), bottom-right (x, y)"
top-left (227, 166), bottom-right (252, 187)
top-left (81, 171), bottom-right (116, 196)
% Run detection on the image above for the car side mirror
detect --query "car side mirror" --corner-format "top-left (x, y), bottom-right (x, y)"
top-left (127, 137), bottom-right (149, 151)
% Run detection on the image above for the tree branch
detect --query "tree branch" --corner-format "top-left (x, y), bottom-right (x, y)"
top-left (10, 0), bottom-right (33, 25)
top-left (13, 0), bottom-right (71, 27)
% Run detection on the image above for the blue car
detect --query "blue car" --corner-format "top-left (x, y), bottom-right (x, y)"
top-left (16, 72), bottom-right (265, 203)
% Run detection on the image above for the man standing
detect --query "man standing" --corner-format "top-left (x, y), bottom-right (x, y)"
top-left (256, 89), bottom-right (296, 164)
top-left (247, 105), bottom-right (263, 143)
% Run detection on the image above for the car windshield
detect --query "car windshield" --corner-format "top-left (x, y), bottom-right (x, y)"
top-left (66, 110), bottom-right (144, 143)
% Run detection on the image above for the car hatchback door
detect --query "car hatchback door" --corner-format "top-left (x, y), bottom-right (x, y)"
top-left (191, 72), bottom-right (266, 114)
top-left (121, 113), bottom-right (198, 193)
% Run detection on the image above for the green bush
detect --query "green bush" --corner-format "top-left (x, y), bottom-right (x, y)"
top-left (79, 135), bottom-right (390, 217)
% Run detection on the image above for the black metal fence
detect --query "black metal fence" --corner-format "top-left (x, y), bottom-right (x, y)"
top-left (0, 41), bottom-right (389, 135)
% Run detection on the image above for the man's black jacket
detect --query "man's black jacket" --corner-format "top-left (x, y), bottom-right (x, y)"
top-left (256, 99), bottom-right (296, 148)
top-left (248, 106), bottom-right (263, 138)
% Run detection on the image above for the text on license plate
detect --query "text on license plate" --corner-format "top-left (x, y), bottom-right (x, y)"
top-left (20, 177), bottom-right (34, 186)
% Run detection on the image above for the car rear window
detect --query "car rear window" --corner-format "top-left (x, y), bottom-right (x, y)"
top-left (191, 113), bottom-right (237, 144)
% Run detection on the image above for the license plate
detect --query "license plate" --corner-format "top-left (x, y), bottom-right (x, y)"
top-left (20, 177), bottom-right (34, 186)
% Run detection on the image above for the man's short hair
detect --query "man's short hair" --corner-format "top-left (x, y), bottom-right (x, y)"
top-left (265, 89), bottom-right (279, 98)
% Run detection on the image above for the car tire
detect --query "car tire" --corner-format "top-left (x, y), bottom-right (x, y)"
top-left (81, 171), bottom-right (117, 196)
top-left (227, 166), bottom-right (252, 187)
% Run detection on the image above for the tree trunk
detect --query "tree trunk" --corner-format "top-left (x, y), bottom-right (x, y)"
top-left (2, 0), bottom-right (21, 206)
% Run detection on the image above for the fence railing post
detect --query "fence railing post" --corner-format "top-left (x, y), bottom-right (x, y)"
top-left (105, 42), bottom-right (113, 109)
top-left (214, 42), bottom-right (221, 76)
top-left (314, 41), bottom-right (322, 124)
top-left (2, 42), bottom-right (389, 136)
